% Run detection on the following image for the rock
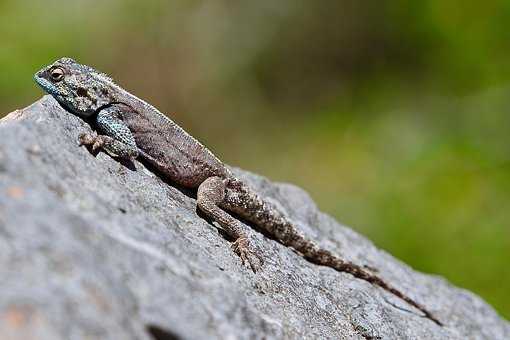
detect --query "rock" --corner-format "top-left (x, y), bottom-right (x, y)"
top-left (0, 95), bottom-right (508, 340)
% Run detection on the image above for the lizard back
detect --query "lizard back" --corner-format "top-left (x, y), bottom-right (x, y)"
top-left (112, 88), bottom-right (229, 187)
top-left (34, 57), bottom-right (228, 188)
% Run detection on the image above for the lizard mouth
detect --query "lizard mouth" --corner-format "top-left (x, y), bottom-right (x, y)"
top-left (34, 74), bottom-right (60, 97)
top-left (33, 73), bottom-right (76, 115)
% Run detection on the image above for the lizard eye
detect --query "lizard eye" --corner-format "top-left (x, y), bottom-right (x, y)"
top-left (50, 67), bottom-right (64, 82)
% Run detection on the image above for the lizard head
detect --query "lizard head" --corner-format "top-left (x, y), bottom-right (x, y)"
top-left (34, 57), bottom-right (114, 117)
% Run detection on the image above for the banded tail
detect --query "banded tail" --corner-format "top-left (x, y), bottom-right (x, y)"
top-left (223, 178), bottom-right (442, 326)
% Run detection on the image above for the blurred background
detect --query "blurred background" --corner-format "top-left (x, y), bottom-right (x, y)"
top-left (1, 0), bottom-right (509, 318)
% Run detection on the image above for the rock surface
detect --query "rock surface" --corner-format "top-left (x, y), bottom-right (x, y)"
top-left (0, 96), bottom-right (508, 340)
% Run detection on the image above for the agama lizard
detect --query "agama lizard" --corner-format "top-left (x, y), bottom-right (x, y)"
top-left (34, 57), bottom-right (442, 326)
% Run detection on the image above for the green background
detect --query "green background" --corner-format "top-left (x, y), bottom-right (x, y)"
top-left (1, 1), bottom-right (509, 319)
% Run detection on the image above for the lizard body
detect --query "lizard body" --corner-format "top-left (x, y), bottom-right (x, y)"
top-left (34, 57), bottom-right (441, 326)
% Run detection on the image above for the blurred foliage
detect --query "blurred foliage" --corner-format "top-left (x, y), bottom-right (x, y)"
top-left (1, 0), bottom-right (509, 318)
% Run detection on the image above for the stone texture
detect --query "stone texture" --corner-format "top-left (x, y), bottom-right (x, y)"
top-left (0, 95), bottom-right (508, 340)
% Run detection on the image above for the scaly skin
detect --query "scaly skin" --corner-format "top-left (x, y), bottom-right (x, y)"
top-left (34, 57), bottom-right (442, 326)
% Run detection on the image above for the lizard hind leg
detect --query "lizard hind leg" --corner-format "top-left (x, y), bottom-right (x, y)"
top-left (197, 176), bottom-right (263, 272)
top-left (221, 180), bottom-right (442, 325)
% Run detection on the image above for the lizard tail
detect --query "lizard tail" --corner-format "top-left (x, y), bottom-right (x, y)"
top-left (292, 234), bottom-right (443, 326)
top-left (223, 178), bottom-right (442, 326)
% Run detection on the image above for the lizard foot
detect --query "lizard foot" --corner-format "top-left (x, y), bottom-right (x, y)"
top-left (78, 132), bottom-right (104, 152)
top-left (79, 132), bottom-right (138, 160)
top-left (232, 237), bottom-right (263, 273)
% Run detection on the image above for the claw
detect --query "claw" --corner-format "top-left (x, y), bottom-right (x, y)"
top-left (79, 133), bottom-right (106, 154)
top-left (232, 237), bottom-right (263, 273)
top-left (78, 132), bottom-right (96, 146)
top-left (92, 138), bottom-right (104, 151)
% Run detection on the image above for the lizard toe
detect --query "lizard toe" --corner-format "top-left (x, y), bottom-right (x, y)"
top-left (78, 132), bottom-right (96, 146)
top-left (232, 237), bottom-right (263, 273)
top-left (246, 252), bottom-right (263, 273)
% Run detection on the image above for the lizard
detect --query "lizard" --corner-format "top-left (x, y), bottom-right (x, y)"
top-left (34, 57), bottom-right (442, 326)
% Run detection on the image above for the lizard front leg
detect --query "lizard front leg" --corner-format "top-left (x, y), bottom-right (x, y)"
top-left (79, 105), bottom-right (139, 160)
top-left (197, 176), bottom-right (262, 272)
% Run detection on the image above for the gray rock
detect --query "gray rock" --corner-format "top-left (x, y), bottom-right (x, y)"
top-left (0, 95), bottom-right (508, 340)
